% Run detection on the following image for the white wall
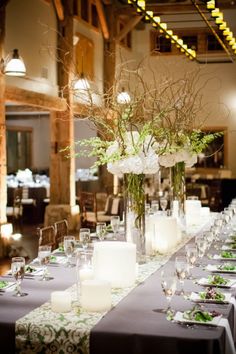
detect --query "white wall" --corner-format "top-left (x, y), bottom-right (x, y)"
top-left (116, 11), bottom-right (236, 177)
top-left (5, 0), bottom-right (58, 96)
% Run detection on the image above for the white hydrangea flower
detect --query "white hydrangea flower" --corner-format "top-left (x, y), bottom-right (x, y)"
top-left (159, 153), bottom-right (177, 168)
top-left (142, 150), bottom-right (159, 174)
top-left (185, 153), bottom-right (197, 167)
top-left (106, 141), bottom-right (120, 157)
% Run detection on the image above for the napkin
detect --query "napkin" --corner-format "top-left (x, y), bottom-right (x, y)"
top-left (218, 318), bottom-right (235, 354)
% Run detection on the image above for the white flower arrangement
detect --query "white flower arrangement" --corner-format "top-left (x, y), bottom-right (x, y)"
top-left (106, 131), bottom-right (159, 176)
top-left (159, 149), bottom-right (197, 168)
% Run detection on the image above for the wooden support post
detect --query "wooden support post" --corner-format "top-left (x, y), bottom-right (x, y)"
top-left (45, 0), bottom-right (79, 229)
top-left (0, 4), bottom-right (7, 226)
top-left (0, 3), bottom-right (8, 257)
top-left (99, 3), bottom-right (117, 193)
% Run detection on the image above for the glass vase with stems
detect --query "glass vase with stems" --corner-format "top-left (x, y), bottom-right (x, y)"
top-left (170, 161), bottom-right (186, 219)
top-left (123, 173), bottom-right (146, 263)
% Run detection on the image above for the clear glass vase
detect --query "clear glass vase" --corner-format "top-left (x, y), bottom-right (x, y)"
top-left (170, 162), bottom-right (186, 218)
top-left (123, 173), bottom-right (146, 263)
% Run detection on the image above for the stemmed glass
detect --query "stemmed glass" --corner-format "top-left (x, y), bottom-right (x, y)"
top-left (80, 228), bottom-right (90, 251)
top-left (110, 216), bottom-right (120, 240)
top-left (185, 244), bottom-right (198, 279)
top-left (38, 245), bottom-right (52, 279)
top-left (96, 222), bottom-right (106, 241)
top-left (160, 198), bottom-right (168, 212)
top-left (64, 236), bottom-right (76, 267)
top-left (195, 235), bottom-right (207, 266)
top-left (11, 257), bottom-right (27, 297)
top-left (161, 268), bottom-right (177, 314)
top-left (175, 256), bottom-right (188, 295)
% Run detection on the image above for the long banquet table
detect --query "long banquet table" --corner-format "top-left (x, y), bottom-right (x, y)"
top-left (0, 222), bottom-right (235, 354)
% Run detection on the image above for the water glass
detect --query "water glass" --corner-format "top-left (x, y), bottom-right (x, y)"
top-left (64, 236), bottom-right (76, 267)
top-left (160, 198), bottom-right (168, 212)
top-left (79, 228), bottom-right (90, 250)
top-left (11, 257), bottom-right (27, 297)
top-left (161, 268), bottom-right (177, 314)
top-left (96, 222), bottom-right (106, 241)
top-left (38, 245), bottom-right (52, 279)
top-left (185, 244), bottom-right (198, 279)
top-left (110, 216), bottom-right (120, 239)
top-left (175, 256), bottom-right (187, 295)
top-left (195, 235), bottom-right (207, 265)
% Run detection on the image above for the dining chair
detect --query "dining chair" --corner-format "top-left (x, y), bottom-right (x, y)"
top-left (79, 192), bottom-right (122, 228)
top-left (6, 187), bottom-right (23, 231)
top-left (54, 219), bottom-right (69, 248)
top-left (37, 225), bottom-right (56, 249)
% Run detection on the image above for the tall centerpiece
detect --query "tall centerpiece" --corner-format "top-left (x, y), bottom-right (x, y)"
top-left (64, 63), bottom-right (223, 253)
top-left (106, 129), bottom-right (159, 259)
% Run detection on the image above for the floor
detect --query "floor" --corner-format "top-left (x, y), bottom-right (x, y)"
top-left (0, 223), bottom-right (41, 275)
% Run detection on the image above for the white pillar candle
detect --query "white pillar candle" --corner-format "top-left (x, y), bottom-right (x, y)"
top-left (145, 214), bottom-right (155, 256)
top-left (79, 268), bottom-right (94, 283)
top-left (93, 241), bottom-right (136, 288)
top-left (172, 200), bottom-right (179, 218)
top-left (80, 279), bottom-right (111, 312)
top-left (185, 200), bottom-right (202, 226)
top-left (51, 291), bottom-right (71, 313)
top-left (152, 216), bottom-right (178, 254)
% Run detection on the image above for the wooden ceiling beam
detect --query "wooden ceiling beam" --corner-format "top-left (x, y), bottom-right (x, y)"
top-left (5, 105), bottom-right (48, 113)
top-left (5, 85), bottom-right (67, 111)
top-left (116, 15), bottom-right (143, 42)
top-left (53, 0), bottom-right (64, 21)
top-left (95, 0), bottom-right (110, 40)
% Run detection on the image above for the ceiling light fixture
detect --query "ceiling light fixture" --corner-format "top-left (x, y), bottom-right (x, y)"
top-left (203, 0), bottom-right (236, 58)
top-left (74, 55), bottom-right (90, 91)
top-left (1, 49), bottom-right (26, 76)
top-left (117, 88), bottom-right (131, 104)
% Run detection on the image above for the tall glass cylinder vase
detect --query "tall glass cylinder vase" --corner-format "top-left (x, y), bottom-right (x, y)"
top-left (123, 173), bottom-right (146, 263)
top-left (170, 162), bottom-right (186, 218)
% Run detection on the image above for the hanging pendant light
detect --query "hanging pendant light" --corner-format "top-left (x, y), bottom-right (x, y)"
top-left (74, 72), bottom-right (90, 90)
top-left (74, 54), bottom-right (90, 91)
top-left (4, 49), bottom-right (26, 76)
top-left (117, 88), bottom-right (131, 104)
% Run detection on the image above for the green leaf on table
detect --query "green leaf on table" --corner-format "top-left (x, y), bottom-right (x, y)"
top-left (218, 263), bottom-right (236, 271)
top-left (207, 275), bottom-right (228, 286)
top-left (221, 251), bottom-right (235, 259)
top-left (199, 287), bottom-right (225, 302)
top-left (0, 281), bottom-right (8, 289)
top-left (183, 305), bottom-right (216, 322)
top-left (25, 265), bottom-right (36, 273)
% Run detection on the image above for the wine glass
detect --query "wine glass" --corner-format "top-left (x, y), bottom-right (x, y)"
top-left (160, 198), bottom-right (168, 212)
top-left (79, 228), bottom-right (90, 251)
top-left (110, 216), bottom-right (120, 239)
top-left (175, 256), bottom-right (187, 295)
top-left (151, 201), bottom-right (159, 214)
top-left (195, 235), bottom-right (207, 265)
top-left (185, 244), bottom-right (198, 279)
top-left (96, 222), bottom-right (106, 241)
top-left (161, 268), bottom-right (177, 314)
top-left (38, 245), bottom-right (52, 279)
top-left (64, 236), bottom-right (76, 267)
top-left (11, 257), bottom-right (27, 297)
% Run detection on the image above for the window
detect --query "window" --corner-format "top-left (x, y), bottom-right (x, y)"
top-left (182, 35), bottom-right (198, 51)
top-left (6, 127), bottom-right (32, 173)
top-left (207, 34), bottom-right (224, 51)
top-left (117, 17), bottom-right (132, 49)
top-left (77, 0), bottom-right (99, 30)
top-left (150, 31), bottom-right (172, 54)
